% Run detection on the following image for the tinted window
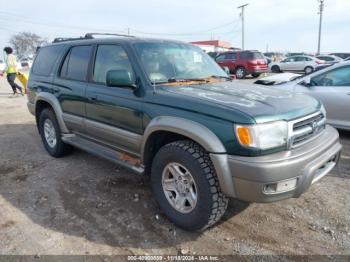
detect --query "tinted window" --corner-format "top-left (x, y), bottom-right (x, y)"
top-left (225, 53), bottom-right (237, 60)
top-left (93, 45), bottom-right (134, 84)
top-left (311, 66), bottom-right (350, 86)
top-left (60, 45), bottom-right (92, 81)
top-left (32, 45), bottom-right (64, 76)
top-left (317, 56), bottom-right (332, 61)
top-left (216, 54), bottom-right (226, 61)
top-left (295, 56), bottom-right (306, 62)
top-left (240, 51), bottom-right (264, 60)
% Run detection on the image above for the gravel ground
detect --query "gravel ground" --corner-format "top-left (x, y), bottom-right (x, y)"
top-left (0, 74), bottom-right (349, 256)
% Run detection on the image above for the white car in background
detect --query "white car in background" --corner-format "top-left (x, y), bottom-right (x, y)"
top-left (20, 58), bottom-right (33, 68)
top-left (269, 55), bottom-right (330, 74)
top-left (256, 61), bottom-right (350, 130)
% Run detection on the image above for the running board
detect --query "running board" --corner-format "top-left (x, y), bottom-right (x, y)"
top-left (62, 134), bottom-right (144, 174)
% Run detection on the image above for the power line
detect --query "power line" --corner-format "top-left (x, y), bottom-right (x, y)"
top-left (128, 20), bottom-right (240, 36)
top-left (0, 10), bottom-right (240, 37)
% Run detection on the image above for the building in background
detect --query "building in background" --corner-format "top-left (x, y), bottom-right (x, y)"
top-left (190, 40), bottom-right (234, 52)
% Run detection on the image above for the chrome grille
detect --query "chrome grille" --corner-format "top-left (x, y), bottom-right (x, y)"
top-left (288, 112), bottom-right (326, 149)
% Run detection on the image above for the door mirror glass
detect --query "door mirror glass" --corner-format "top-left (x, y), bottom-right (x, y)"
top-left (106, 69), bottom-right (137, 89)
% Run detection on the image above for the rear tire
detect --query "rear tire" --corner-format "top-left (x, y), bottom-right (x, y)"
top-left (38, 108), bottom-right (73, 157)
top-left (271, 65), bottom-right (280, 73)
top-left (304, 66), bottom-right (314, 74)
top-left (235, 67), bottom-right (246, 79)
top-left (151, 140), bottom-right (228, 231)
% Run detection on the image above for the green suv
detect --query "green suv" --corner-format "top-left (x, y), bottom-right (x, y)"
top-left (27, 34), bottom-right (342, 231)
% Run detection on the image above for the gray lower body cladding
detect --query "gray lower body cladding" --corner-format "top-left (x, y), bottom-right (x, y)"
top-left (211, 125), bottom-right (342, 202)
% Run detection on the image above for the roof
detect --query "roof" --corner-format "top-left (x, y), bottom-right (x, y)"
top-left (190, 40), bottom-right (231, 49)
top-left (50, 35), bottom-right (188, 46)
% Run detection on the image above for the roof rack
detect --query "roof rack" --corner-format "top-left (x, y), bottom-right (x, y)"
top-left (52, 32), bottom-right (134, 43)
top-left (84, 32), bottom-right (135, 38)
top-left (52, 36), bottom-right (92, 43)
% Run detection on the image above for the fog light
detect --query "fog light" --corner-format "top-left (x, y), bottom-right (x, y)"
top-left (264, 178), bottom-right (297, 194)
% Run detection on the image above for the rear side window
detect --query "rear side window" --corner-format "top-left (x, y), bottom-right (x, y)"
top-left (216, 54), bottom-right (226, 61)
top-left (240, 51), bottom-right (264, 60)
top-left (32, 45), bottom-right (64, 76)
top-left (225, 53), bottom-right (237, 60)
top-left (60, 45), bottom-right (92, 81)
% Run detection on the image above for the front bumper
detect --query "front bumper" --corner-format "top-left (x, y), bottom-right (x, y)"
top-left (27, 101), bottom-right (35, 115)
top-left (211, 125), bottom-right (341, 202)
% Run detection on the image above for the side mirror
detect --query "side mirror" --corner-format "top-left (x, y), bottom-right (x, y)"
top-left (106, 69), bottom-right (137, 89)
top-left (300, 76), bottom-right (311, 87)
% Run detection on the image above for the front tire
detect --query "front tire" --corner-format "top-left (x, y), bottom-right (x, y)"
top-left (38, 108), bottom-right (73, 157)
top-left (151, 140), bottom-right (228, 231)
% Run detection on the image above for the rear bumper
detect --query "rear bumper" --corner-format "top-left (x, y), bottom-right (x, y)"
top-left (247, 66), bottom-right (268, 74)
top-left (211, 125), bottom-right (342, 202)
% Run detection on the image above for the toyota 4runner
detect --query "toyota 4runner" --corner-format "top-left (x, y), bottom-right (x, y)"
top-left (27, 34), bottom-right (342, 231)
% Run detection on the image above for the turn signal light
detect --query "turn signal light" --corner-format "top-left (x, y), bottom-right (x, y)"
top-left (236, 126), bottom-right (252, 146)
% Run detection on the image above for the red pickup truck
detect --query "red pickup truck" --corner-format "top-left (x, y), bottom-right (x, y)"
top-left (215, 50), bottom-right (268, 79)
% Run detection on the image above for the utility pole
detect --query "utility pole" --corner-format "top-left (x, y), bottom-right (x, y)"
top-left (317, 0), bottom-right (325, 55)
top-left (238, 3), bottom-right (248, 50)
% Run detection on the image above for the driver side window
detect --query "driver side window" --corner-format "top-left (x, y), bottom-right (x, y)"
top-left (311, 66), bottom-right (350, 86)
top-left (93, 45), bottom-right (135, 85)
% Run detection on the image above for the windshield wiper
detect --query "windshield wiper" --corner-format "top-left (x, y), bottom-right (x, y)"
top-left (168, 78), bottom-right (208, 83)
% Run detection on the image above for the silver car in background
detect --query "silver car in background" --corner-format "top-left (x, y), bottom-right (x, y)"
top-left (316, 55), bottom-right (343, 65)
top-left (270, 55), bottom-right (329, 74)
top-left (256, 61), bottom-right (350, 130)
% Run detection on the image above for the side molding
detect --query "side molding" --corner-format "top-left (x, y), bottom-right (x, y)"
top-left (35, 92), bottom-right (69, 133)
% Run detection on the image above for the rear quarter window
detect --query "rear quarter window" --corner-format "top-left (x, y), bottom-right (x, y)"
top-left (31, 45), bottom-right (65, 76)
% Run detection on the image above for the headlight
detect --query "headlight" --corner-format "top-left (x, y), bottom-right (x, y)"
top-left (235, 121), bottom-right (288, 150)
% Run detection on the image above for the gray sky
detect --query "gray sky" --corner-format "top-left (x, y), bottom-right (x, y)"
top-left (0, 0), bottom-right (349, 55)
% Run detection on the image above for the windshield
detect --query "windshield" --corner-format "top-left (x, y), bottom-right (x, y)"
top-left (134, 42), bottom-right (228, 83)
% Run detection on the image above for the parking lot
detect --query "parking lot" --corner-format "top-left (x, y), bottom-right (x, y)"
top-left (0, 75), bottom-right (349, 256)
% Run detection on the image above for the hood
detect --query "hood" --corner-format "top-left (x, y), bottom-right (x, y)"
top-left (254, 73), bottom-right (301, 86)
top-left (158, 81), bottom-right (321, 123)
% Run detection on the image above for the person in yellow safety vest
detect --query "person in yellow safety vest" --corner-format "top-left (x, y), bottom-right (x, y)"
top-left (1, 47), bottom-right (23, 96)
